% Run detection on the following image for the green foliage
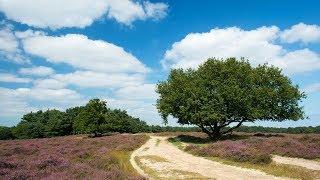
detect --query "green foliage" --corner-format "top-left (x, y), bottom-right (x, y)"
top-left (6, 99), bottom-right (150, 139)
top-left (156, 58), bottom-right (306, 138)
top-left (13, 109), bottom-right (70, 139)
top-left (65, 106), bottom-right (85, 134)
top-left (148, 125), bottom-right (200, 133)
top-left (102, 109), bottom-right (149, 133)
top-left (0, 126), bottom-right (15, 140)
top-left (73, 99), bottom-right (108, 135)
top-left (236, 125), bottom-right (320, 134)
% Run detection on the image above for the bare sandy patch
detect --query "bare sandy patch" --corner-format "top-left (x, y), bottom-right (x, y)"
top-left (273, 155), bottom-right (320, 171)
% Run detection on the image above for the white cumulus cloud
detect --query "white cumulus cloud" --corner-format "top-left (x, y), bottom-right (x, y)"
top-left (0, 73), bottom-right (32, 83)
top-left (0, 87), bottom-right (84, 125)
top-left (0, 0), bottom-right (168, 29)
top-left (19, 66), bottom-right (55, 76)
top-left (22, 34), bottom-right (149, 74)
top-left (0, 25), bottom-right (28, 63)
top-left (33, 78), bottom-right (66, 89)
top-left (163, 25), bottom-right (320, 74)
top-left (53, 71), bottom-right (145, 88)
top-left (115, 83), bottom-right (157, 100)
top-left (18, 87), bottom-right (82, 103)
top-left (280, 23), bottom-right (320, 43)
top-left (272, 49), bottom-right (320, 74)
top-left (0, 87), bottom-right (35, 119)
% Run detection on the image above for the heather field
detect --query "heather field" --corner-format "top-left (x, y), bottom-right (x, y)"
top-left (179, 133), bottom-right (320, 163)
top-left (0, 134), bottom-right (148, 180)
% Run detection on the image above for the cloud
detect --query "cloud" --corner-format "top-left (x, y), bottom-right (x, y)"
top-left (18, 87), bottom-right (83, 103)
top-left (163, 26), bottom-right (281, 69)
top-left (0, 0), bottom-right (168, 29)
top-left (0, 87), bottom-right (34, 119)
top-left (15, 29), bottom-right (46, 39)
top-left (0, 25), bottom-right (28, 63)
top-left (144, 1), bottom-right (168, 20)
top-left (115, 83), bottom-right (157, 100)
top-left (19, 66), bottom-right (55, 76)
top-left (0, 73), bottom-right (32, 83)
top-left (106, 83), bottom-right (161, 124)
top-left (22, 34), bottom-right (149, 73)
top-left (272, 49), bottom-right (320, 74)
top-left (106, 98), bottom-right (161, 124)
top-left (33, 78), bottom-right (66, 89)
top-left (53, 71), bottom-right (145, 88)
top-left (303, 83), bottom-right (320, 94)
top-left (0, 26), bottom-right (17, 52)
top-left (0, 30), bottom-right (158, 125)
top-left (163, 25), bottom-right (320, 74)
top-left (280, 23), bottom-right (320, 43)
top-left (0, 87), bottom-right (84, 125)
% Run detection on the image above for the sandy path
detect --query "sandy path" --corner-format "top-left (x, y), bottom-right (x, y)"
top-left (273, 155), bottom-right (320, 171)
top-left (130, 136), bottom-right (285, 180)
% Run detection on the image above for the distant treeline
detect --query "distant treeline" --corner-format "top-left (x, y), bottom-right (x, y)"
top-left (0, 99), bottom-right (199, 140)
top-left (0, 124), bottom-right (200, 140)
top-left (0, 99), bottom-right (146, 140)
top-left (235, 125), bottom-right (320, 134)
top-left (0, 99), bottom-right (319, 140)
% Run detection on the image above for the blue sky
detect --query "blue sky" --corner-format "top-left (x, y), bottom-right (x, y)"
top-left (0, 0), bottom-right (319, 127)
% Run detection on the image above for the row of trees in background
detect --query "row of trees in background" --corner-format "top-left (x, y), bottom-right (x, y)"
top-left (236, 125), bottom-right (320, 134)
top-left (0, 99), bottom-right (200, 140)
top-left (0, 99), bottom-right (150, 139)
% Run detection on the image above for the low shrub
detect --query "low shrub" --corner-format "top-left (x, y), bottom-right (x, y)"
top-left (186, 140), bottom-right (272, 164)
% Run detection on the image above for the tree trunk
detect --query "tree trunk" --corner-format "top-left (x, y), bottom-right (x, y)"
top-left (199, 120), bottom-right (245, 140)
top-left (199, 124), bottom-right (222, 140)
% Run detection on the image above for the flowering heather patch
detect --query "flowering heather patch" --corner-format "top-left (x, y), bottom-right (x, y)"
top-left (185, 134), bottom-right (320, 164)
top-left (0, 134), bottom-right (148, 179)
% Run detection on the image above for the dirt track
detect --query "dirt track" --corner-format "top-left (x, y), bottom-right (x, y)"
top-left (130, 136), bottom-right (285, 179)
top-left (273, 155), bottom-right (320, 171)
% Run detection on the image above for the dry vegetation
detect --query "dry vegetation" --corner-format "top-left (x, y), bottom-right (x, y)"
top-left (0, 134), bottom-right (148, 179)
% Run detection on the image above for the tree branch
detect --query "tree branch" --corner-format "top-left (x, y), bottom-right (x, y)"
top-left (198, 124), bottom-right (213, 137)
top-left (221, 119), bottom-right (245, 134)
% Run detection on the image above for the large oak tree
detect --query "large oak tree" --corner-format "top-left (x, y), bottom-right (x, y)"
top-left (156, 58), bottom-right (306, 138)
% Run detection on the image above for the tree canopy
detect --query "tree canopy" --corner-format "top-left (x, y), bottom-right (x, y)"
top-left (74, 99), bottom-right (108, 136)
top-left (10, 99), bottom-right (149, 139)
top-left (156, 58), bottom-right (306, 138)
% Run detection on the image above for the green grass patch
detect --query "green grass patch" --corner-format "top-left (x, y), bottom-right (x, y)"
top-left (107, 151), bottom-right (137, 174)
top-left (134, 156), bottom-right (160, 179)
top-left (168, 137), bottom-right (185, 149)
